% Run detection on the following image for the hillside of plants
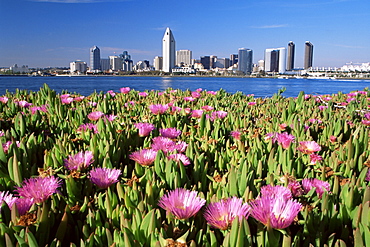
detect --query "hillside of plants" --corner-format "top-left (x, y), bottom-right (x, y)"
top-left (0, 84), bottom-right (369, 247)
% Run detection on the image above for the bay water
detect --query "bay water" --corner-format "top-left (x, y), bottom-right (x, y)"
top-left (0, 76), bottom-right (369, 98)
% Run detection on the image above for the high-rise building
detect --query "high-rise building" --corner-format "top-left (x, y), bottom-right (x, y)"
top-left (176, 50), bottom-right (192, 66)
top-left (238, 48), bottom-right (253, 74)
top-left (264, 47), bottom-right (286, 74)
top-left (213, 58), bottom-right (230, 69)
top-left (162, 27), bottom-right (176, 72)
top-left (70, 60), bottom-right (87, 73)
top-left (100, 58), bottom-right (110, 71)
top-left (304, 41), bottom-right (314, 69)
top-left (230, 54), bottom-right (238, 67)
top-left (154, 56), bottom-right (163, 71)
top-left (200, 56), bottom-right (211, 70)
top-left (287, 41), bottom-right (295, 71)
top-left (109, 56), bottom-right (122, 71)
top-left (90, 46), bottom-right (101, 71)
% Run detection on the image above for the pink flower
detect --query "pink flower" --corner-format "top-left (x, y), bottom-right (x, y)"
top-left (287, 180), bottom-right (304, 197)
top-left (88, 101), bottom-right (97, 107)
top-left (201, 105), bottom-right (214, 111)
top-left (74, 96), bottom-right (84, 102)
top-left (120, 87), bottom-right (131, 94)
top-left (329, 135), bottom-right (337, 143)
top-left (129, 149), bottom-right (158, 166)
top-left (174, 141), bottom-right (188, 153)
top-left (171, 106), bottom-right (182, 113)
top-left (279, 123), bottom-right (288, 131)
top-left (301, 178), bottom-right (330, 198)
top-left (260, 185), bottom-right (293, 200)
top-left (207, 91), bottom-right (217, 95)
top-left (15, 197), bottom-right (34, 215)
top-left (160, 128), bottom-right (182, 139)
top-left (318, 105), bottom-right (328, 111)
top-left (158, 188), bottom-right (205, 219)
top-left (195, 88), bottom-right (203, 92)
top-left (77, 123), bottom-right (99, 134)
top-left (230, 131), bottom-right (242, 140)
top-left (2, 141), bottom-right (20, 154)
top-left (0, 96), bottom-right (9, 104)
top-left (167, 153), bottom-right (191, 166)
top-left (61, 97), bottom-right (74, 104)
top-left (89, 168), bottom-right (121, 189)
top-left (276, 132), bottom-right (295, 149)
top-left (17, 100), bottom-right (32, 108)
top-left (309, 153), bottom-right (323, 165)
top-left (134, 123), bottom-right (155, 137)
top-left (149, 104), bottom-right (169, 115)
top-left (297, 141), bottom-right (321, 154)
top-left (366, 169), bottom-right (370, 182)
top-left (15, 176), bottom-right (62, 204)
top-left (104, 114), bottom-right (117, 122)
top-left (87, 111), bottom-right (104, 121)
top-left (191, 110), bottom-right (203, 118)
top-left (250, 196), bottom-right (302, 229)
top-left (184, 96), bottom-right (195, 102)
top-left (138, 92), bottom-right (148, 97)
top-left (209, 111), bottom-right (228, 120)
top-left (248, 102), bottom-right (256, 106)
top-left (0, 131), bottom-right (4, 137)
top-left (64, 151), bottom-right (94, 171)
top-left (204, 197), bottom-right (250, 230)
top-left (362, 120), bottom-right (370, 126)
top-left (107, 90), bottom-right (116, 97)
top-left (0, 191), bottom-right (17, 212)
top-left (191, 91), bottom-right (201, 98)
top-left (152, 137), bottom-right (176, 154)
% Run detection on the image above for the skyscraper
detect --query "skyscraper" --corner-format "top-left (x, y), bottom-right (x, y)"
top-left (230, 54), bottom-right (238, 67)
top-left (287, 41), bottom-right (295, 71)
top-left (304, 41), bottom-right (314, 69)
top-left (200, 56), bottom-right (211, 70)
top-left (90, 46), bottom-right (101, 71)
top-left (176, 50), bottom-right (192, 66)
top-left (264, 47), bottom-right (286, 74)
top-left (154, 56), bottom-right (163, 71)
top-left (238, 48), bottom-right (253, 74)
top-left (162, 27), bottom-right (176, 72)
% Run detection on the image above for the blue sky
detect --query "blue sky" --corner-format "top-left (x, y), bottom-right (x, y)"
top-left (0, 0), bottom-right (369, 68)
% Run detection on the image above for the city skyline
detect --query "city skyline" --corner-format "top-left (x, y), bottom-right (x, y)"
top-left (1, 0), bottom-right (369, 68)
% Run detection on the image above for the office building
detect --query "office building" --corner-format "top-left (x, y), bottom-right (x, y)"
top-left (154, 56), bottom-right (163, 71)
top-left (90, 46), bottom-right (101, 71)
top-left (200, 56), bottom-right (211, 70)
top-left (230, 54), bottom-right (238, 67)
top-left (162, 27), bottom-right (176, 72)
top-left (238, 48), bottom-right (253, 74)
top-left (304, 41), bottom-right (314, 69)
top-left (176, 50), bottom-right (192, 66)
top-left (70, 60), bottom-right (87, 73)
top-left (109, 56), bottom-right (122, 71)
top-left (287, 41), bottom-right (295, 71)
top-left (264, 47), bottom-right (286, 74)
top-left (100, 58), bottom-right (110, 71)
top-left (213, 58), bottom-right (230, 69)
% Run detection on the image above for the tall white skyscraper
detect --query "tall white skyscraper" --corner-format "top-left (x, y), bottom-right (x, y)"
top-left (176, 50), bottom-right (192, 66)
top-left (162, 27), bottom-right (176, 72)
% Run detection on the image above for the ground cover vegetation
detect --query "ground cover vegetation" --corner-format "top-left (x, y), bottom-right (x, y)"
top-left (0, 84), bottom-right (369, 246)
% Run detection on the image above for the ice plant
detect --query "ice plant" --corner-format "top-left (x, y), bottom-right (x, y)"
top-left (287, 179), bottom-right (304, 197)
top-left (89, 167), bottom-right (121, 189)
top-left (249, 196), bottom-right (302, 229)
top-left (366, 169), bottom-right (370, 182)
top-left (138, 92), bottom-right (148, 97)
top-left (87, 111), bottom-right (104, 121)
top-left (160, 127), bottom-right (182, 139)
top-left (158, 188), bottom-right (205, 220)
top-left (0, 96), bottom-right (8, 104)
top-left (230, 130), bottom-right (242, 140)
top-left (297, 141), bottom-right (321, 154)
top-left (0, 191), bottom-right (17, 212)
top-left (134, 123), bottom-right (156, 137)
top-left (191, 110), bottom-right (203, 118)
top-left (120, 87), bottom-right (131, 94)
top-left (129, 149), bottom-right (158, 166)
top-left (203, 197), bottom-right (250, 230)
top-left (77, 123), bottom-right (99, 134)
top-left (167, 153), bottom-right (191, 166)
top-left (260, 185), bottom-right (293, 200)
top-left (301, 178), bottom-right (331, 198)
top-left (149, 104), bottom-right (169, 115)
top-left (309, 153), bottom-right (323, 165)
top-left (152, 137), bottom-right (176, 154)
top-left (64, 151), bottom-right (94, 171)
top-left (15, 176), bottom-right (62, 204)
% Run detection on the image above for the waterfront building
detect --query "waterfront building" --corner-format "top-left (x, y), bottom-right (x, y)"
top-left (230, 54), bottom-right (238, 67)
top-left (70, 60), bottom-right (87, 73)
top-left (172, 67), bottom-right (196, 73)
top-left (9, 64), bottom-right (29, 73)
top-left (287, 41), bottom-right (295, 71)
top-left (304, 41), bottom-right (314, 69)
top-left (264, 47), bottom-right (286, 74)
top-left (154, 56), bottom-right (163, 71)
top-left (258, 60), bottom-right (264, 71)
top-left (100, 58), bottom-right (110, 71)
top-left (176, 50), bottom-right (192, 67)
top-left (162, 27), bottom-right (176, 72)
top-left (341, 62), bottom-right (370, 72)
top-left (238, 48), bottom-right (253, 74)
top-left (90, 46), bottom-right (101, 71)
top-left (213, 58), bottom-right (230, 69)
top-left (134, 60), bottom-right (150, 71)
top-left (200, 56), bottom-right (211, 70)
top-left (210, 55), bottom-right (217, 69)
top-left (109, 56), bottom-right (122, 71)
top-left (123, 60), bottom-right (133, 71)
